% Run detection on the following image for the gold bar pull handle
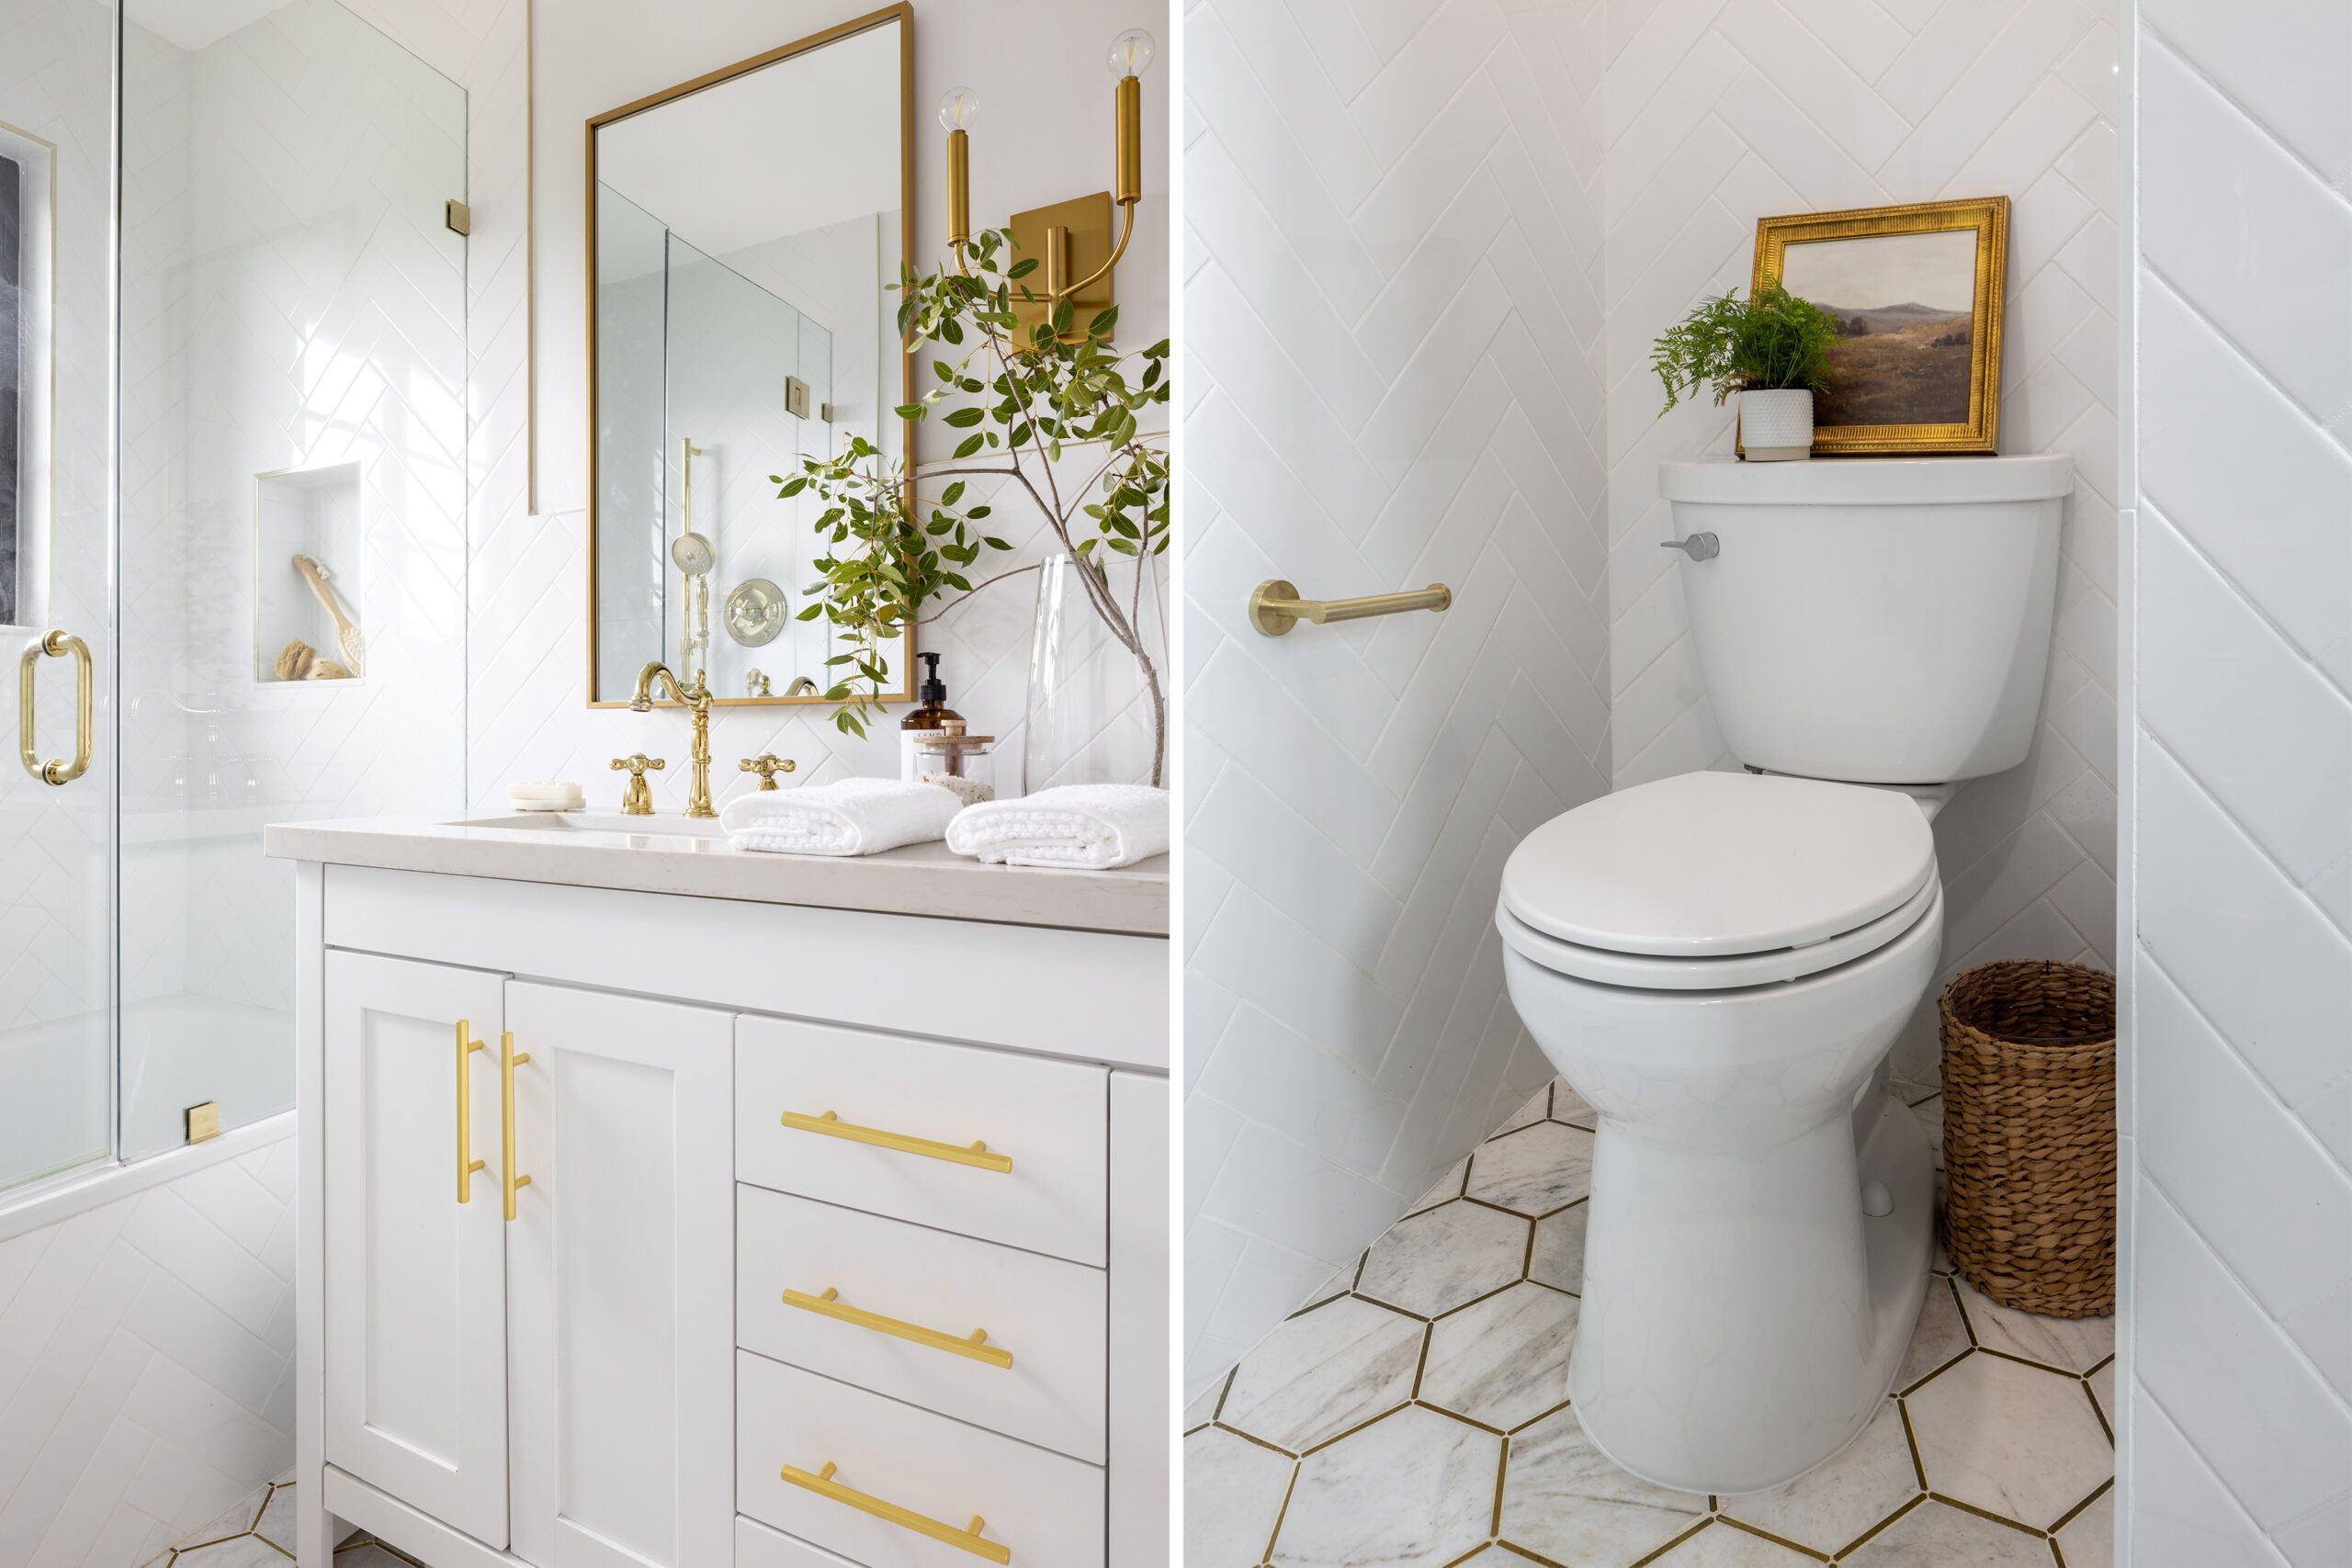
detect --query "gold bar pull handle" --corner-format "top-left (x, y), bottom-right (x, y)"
top-left (18, 631), bottom-right (94, 784)
top-left (456, 1021), bottom-right (487, 1203)
top-left (779, 1109), bottom-right (1013, 1174)
top-left (1249, 579), bottom-right (1452, 637)
top-left (783, 1286), bottom-right (1014, 1370)
top-left (501, 1031), bottom-right (532, 1220)
top-left (779, 1461), bottom-right (1009, 1564)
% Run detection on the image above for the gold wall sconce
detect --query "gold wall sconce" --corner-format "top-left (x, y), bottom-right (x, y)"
top-left (938, 28), bottom-right (1156, 338)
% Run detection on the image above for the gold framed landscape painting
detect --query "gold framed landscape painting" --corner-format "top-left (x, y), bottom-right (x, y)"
top-left (1753, 196), bottom-right (2008, 455)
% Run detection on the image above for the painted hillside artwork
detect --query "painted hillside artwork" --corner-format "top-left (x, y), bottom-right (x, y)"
top-left (1780, 228), bottom-right (1979, 427)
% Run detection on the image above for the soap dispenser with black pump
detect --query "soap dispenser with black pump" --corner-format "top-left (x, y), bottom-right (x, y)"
top-left (899, 652), bottom-right (963, 781)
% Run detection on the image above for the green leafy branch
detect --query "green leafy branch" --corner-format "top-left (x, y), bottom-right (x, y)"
top-left (774, 226), bottom-right (1172, 783)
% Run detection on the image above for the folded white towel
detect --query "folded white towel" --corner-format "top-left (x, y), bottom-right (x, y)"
top-left (720, 777), bottom-right (960, 857)
top-left (945, 784), bottom-right (1170, 870)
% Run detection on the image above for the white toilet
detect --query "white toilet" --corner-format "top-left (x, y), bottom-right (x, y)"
top-left (1498, 454), bottom-right (2073, 1495)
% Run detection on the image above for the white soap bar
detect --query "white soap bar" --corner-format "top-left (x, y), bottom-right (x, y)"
top-left (507, 780), bottom-right (584, 812)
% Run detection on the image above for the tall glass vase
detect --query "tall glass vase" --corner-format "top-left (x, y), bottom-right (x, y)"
top-left (1020, 550), bottom-right (1168, 795)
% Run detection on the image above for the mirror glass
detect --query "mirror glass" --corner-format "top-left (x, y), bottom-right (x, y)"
top-left (589, 14), bottom-right (909, 704)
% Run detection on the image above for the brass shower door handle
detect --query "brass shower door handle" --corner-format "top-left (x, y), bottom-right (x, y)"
top-left (1249, 579), bottom-right (1451, 637)
top-left (18, 631), bottom-right (94, 785)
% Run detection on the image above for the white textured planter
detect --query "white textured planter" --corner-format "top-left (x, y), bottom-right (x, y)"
top-left (1739, 388), bottom-right (1814, 461)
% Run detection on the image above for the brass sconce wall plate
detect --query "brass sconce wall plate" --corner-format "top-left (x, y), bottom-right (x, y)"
top-left (1008, 191), bottom-right (1114, 340)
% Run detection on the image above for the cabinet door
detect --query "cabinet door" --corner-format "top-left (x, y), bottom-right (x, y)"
top-left (323, 951), bottom-right (512, 1547)
top-left (505, 981), bottom-right (733, 1568)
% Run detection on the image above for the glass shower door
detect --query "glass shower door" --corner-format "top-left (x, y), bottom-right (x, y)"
top-left (0, 5), bottom-right (116, 1192)
top-left (115, 0), bottom-right (470, 1159)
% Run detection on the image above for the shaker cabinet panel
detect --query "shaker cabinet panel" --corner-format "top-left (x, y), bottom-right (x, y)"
top-left (735, 1015), bottom-right (1110, 1266)
top-left (504, 981), bottom-right (735, 1568)
top-left (737, 1185), bottom-right (1108, 1462)
top-left (322, 951), bottom-right (512, 1549)
top-left (736, 1350), bottom-right (1105, 1568)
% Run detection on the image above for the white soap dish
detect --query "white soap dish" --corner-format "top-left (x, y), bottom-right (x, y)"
top-left (507, 781), bottom-right (584, 812)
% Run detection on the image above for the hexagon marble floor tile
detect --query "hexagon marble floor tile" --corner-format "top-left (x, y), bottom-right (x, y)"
top-left (143, 1476), bottom-right (421, 1566)
top-left (1185, 1082), bottom-right (2115, 1568)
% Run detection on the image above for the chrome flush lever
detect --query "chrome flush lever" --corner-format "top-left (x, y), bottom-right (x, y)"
top-left (1660, 532), bottom-right (1721, 562)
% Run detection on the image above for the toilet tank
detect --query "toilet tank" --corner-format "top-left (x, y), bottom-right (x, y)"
top-left (1659, 455), bottom-right (2071, 784)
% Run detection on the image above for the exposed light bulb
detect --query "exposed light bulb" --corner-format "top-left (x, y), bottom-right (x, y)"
top-left (935, 86), bottom-right (980, 133)
top-left (1105, 28), bottom-right (1156, 80)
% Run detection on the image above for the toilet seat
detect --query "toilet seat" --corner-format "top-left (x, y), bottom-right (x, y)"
top-left (1498, 771), bottom-right (1939, 991)
top-left (1498, 878), bottom-right (1941, 990)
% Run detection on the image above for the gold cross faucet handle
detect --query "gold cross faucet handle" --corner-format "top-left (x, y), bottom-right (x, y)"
top-left (611, 753), bottom-right (666, 815)
top-left (739, 753), bottom-right (798, 791)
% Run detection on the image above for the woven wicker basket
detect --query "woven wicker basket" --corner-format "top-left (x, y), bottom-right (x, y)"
top-left (1938, 960), bottom-right (2117, 1317)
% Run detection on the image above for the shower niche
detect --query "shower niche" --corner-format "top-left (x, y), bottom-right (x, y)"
top-left (254, 460), bottom-right (365, 683)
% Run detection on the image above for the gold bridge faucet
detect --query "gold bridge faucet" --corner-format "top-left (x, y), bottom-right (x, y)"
top-left (629, 660), bottom-right (718, 818)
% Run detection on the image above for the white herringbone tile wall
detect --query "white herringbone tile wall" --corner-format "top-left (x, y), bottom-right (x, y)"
top-left (481, 0), bottom-right (1170, 807)
top-left (1182, 0), bottom-right (1613, 1395)
top-left (2120, 6), bottom-right (2352, 1563)
top-left (0, 1136), bottom-right (298, 1568)
top-left (1601, 0), bottom-right (2123, 1087)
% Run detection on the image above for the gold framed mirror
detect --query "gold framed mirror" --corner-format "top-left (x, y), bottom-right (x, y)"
top-left (585, 4), bottom-right (915, 707)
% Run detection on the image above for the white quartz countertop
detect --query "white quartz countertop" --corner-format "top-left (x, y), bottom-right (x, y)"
top-left (263, 813), bottom-right (1170, 937)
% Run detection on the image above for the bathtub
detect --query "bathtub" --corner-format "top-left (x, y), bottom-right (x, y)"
top-left (0, 995), bottom-right (295, 1243)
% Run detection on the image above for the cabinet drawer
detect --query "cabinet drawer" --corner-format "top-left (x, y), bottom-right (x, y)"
top-left (736, 1514), bottom-right (862, 1567)
top-left (735, 1016), bottom-right (1109, 1266)
top-left (737, 1351), bottom-right (1103, 1568)
top-left (739, 1187), bottom-right (1107, 1463)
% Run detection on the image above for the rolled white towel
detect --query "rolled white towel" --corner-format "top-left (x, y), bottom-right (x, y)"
top-left (720, 777), bottom-right (960, 857)
top-left (945, 784), bottom-right (1170, 870)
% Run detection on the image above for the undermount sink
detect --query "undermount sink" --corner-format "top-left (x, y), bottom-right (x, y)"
top-left (453, 811), bottom-right (730, 840)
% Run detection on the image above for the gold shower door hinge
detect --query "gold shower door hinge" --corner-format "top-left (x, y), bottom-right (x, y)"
top-left (445, 199), bottom-right (471, 236)
top-left (186, 1101), bottom-right (221, 1145)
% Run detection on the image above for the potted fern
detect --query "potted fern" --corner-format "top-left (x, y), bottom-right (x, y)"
top-left (1652, 276), bottom-right (1838, 460)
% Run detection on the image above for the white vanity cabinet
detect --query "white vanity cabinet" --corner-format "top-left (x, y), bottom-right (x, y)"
top-left (274, 828), bottom-right (1168, 1568)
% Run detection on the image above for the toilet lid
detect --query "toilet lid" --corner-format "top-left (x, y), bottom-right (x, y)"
top-left (1498, 771), bottom-right (1937, 957)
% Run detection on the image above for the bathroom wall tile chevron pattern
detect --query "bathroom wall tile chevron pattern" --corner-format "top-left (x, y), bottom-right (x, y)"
top-left (2124, 6), bottom-right (2352, 1558)
top-left (0, 1145), bottom-right (296, 1567)
top-left (1182, 0), bottom-right (1614, 1395)
top-left (1601, 0), bottom-right (2123, 1084)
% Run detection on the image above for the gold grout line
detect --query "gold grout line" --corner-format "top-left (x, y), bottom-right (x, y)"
top-left (1417, 1397), bottom-right (1509, 1438)
top-left (1510, 1396), bottom-right (1575, 1435)
top-left (1215, 1421), bottom-right (1302, 1460)
top-left (2085, 1350), bottom-right (2115, 1375)
top-left (1897, 1395), bottom-right (1928, 1491)
top-left (1260, 1459), bottom-right (1299, 1565)
top-left (1494, 1541), bottom-right (1566, 1567)
top-left (1838, 1491), bottom-right (1928, 1559)
top-left (2048, 1476), bottom-right (2115, 1536)
top-left (1490, 1431), bottom-right (1510, 1537)
top-left (1712, 1512), bottom-right (1831, 1561)
top-left (1628, 1516), bottom-right (1717, 1567)
top-left (1898, 1347), bottom-right (1973, 1396)
top-left (1929, 1491), bottom-right (2047, 1537)
top-left (1973, 1345), bottom-right (2100, 1380)
top-left (2082, 1373), bottom-right (2114, 1445)
top-left (1411, 1322), bottom-right (1434, 1398)
top-left (1441, 1543), bottom-right (1492, 1567)
top-left (1299, 1401), bottom-right (1408, 1457)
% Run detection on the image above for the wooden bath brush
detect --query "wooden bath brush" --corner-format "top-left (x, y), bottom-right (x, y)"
top-left (293, 554), bottom-right (364, 676)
